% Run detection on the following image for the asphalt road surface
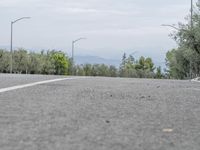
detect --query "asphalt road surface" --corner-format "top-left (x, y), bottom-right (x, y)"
top-left (0, 74), bottom-right (200, 150)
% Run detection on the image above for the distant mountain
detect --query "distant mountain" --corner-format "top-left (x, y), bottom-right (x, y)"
top-left (0, 45), bottom-right (9, 50)
top-left (74, 55), bottom-right (120, 67)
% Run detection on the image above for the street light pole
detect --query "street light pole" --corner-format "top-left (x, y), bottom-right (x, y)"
top-left (190, 0), bottom-right (193, 78)
top-left (10, 22), bottom-right (13, 74)
top-left (72, 41), bottom-right (75, 66)
top-left (191, 0), bottom-right (193, 28)
top-left (71, 37), bottom-right (86, 75)
top-left (10, 17), bottom-right (31, 74)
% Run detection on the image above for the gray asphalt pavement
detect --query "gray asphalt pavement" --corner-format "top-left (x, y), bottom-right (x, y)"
top-left (0, 74), bottom-right (200, 150)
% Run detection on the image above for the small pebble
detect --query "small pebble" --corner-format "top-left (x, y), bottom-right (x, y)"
top-left (106, 120), bottom-right (110, 123)
top-left (163, 128), bottom-right (173, 132)
top-left (140, 96), bottom-right (145, 99)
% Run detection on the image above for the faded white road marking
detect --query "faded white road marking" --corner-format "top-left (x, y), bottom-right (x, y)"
top-left (0, 77), bottom-right (85, 93)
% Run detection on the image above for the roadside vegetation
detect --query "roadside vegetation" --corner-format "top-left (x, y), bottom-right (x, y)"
top-left (0, 49), bottom-right (163, 78)
top-left (0, 49), bottom-right (70, 75)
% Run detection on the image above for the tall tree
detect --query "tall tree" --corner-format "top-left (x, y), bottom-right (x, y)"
top-left (50, 51), bottom-right (69, 75)
top-left (166, 2), bottom-right (200, 79)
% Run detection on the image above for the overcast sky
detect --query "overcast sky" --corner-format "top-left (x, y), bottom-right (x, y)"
top-left (0, 0), bottom-right (195, 65)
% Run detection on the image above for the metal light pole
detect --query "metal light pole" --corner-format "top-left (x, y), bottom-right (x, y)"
top-left (71, 37), bottom-right (86, 74)
top-left (190, 0), bottom-right (193, 78)
top-left (191, 0), bottom-right (193, 28)
top-left (10, 17), bottom-right (31, 74)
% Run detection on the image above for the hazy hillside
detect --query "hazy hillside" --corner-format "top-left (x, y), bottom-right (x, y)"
top-left (74, 55), bottom-right (120, 66)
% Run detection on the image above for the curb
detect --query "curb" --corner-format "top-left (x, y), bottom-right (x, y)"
top-left (191, 77), bottom-right (200, 83)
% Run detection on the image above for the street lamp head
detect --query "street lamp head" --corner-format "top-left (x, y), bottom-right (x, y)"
top-left (23, 17), bottom-right (31, 19)
top-left (80, 37), bottom-right (87, 40)
top-left (161, 24), bottom-right (169, 27)
top-left (12, 17), bottom-right (31, 24)
top-left (73, 37), bottom-right (87, 43)
top-left (161, 24), bottom-right (180, 31)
